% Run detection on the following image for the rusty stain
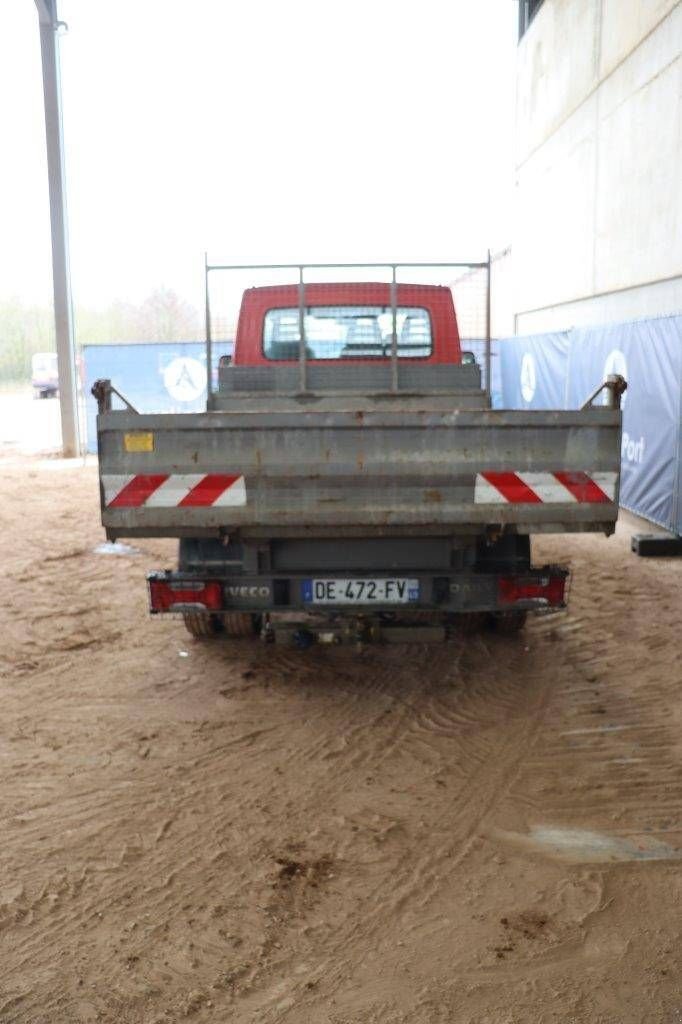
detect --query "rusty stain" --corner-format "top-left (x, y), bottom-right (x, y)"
top-left (357, 452), bottom-right (365, 471)
top-left (424, 489), bottom-right (442, 504)
top-left (354, 410), bottom-right (364, 423)
top-left (191, 450), bottom-right (199, 464)
top-left (255, 449), bottom-right (262, 470)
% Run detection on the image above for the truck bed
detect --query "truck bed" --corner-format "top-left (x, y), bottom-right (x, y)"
top-left (95, 398), bottom-right (622, 539)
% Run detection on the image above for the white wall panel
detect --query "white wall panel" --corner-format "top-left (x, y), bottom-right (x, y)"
top-left (596, 51), bottom-right (682, 293)
top-left (600, 0), bottom-right (678, 78)
top-left (516, 0), bottom-right (599, 163)
top-left (516, 275), bottom-right (682, 333)
top-left (514, 0), bottom-right (682, 331)
top-left (514, 95), bottom-right (597, 313)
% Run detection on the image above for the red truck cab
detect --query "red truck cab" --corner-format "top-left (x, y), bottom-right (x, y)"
top-left (231, 283), bottom-right (462, 366)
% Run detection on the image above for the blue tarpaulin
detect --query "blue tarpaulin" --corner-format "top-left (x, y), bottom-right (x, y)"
top-left (498, 316), bottom-right (682, 535)
top-left (499, 332), bottom-right (571, 410)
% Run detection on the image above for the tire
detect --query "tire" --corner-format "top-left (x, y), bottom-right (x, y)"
top-left (183, 611), bottom-right (259, 640)
top-left (223, 612), bottom-right (259, 637)
top-left (490, 610), bottom-right (528, 634)
top-left (183, 612), bottom-right (223, 638)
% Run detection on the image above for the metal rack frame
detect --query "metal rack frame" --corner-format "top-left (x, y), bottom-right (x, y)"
top-left (204, 257), bottom-right (492, 399)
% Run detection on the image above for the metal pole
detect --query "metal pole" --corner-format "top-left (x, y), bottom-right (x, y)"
top-left (390, 265), bottom-right (398, 392)
top-left (485, 249), bottom-right (492, 401)
top-left (204, 252), bottom-right (212, 407)
top-left (298, 266), bottom-right (307, 392)
top-left (36, 0), bottom-right (79, 456)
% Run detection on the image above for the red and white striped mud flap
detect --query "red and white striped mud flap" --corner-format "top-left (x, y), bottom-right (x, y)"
top-left (474, 471), bottom-right (617, 504)
top-left (102, 474), bottom-right (246, 508)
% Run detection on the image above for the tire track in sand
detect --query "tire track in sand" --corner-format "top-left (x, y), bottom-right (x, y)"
top-left (233, 632), bottom-right (565, 1019)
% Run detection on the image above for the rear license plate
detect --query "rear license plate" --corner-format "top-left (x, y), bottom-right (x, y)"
top-left (302, 578), bottom-right (420, 605)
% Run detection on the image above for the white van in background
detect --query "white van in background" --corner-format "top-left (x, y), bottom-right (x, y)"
top-left (31, 352), bottom-right (59, 399)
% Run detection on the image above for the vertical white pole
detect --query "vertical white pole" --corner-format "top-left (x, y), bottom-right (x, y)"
top-left (36, 0), bottom-right (79, 456)
top-left (390, 265), bottom-right (398, 392)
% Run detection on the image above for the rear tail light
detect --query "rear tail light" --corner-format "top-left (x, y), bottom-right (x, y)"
top-left (148, 579), bottom-right (223, 613)
top-left (498, 574), bottom-right (566, 607)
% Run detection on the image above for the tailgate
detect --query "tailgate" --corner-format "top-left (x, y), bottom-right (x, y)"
top-left (95, 406), bottom-right (622, 537)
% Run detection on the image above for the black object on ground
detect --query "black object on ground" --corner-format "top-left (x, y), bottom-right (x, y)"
top-left (631, 533), bottom-right (682, 557)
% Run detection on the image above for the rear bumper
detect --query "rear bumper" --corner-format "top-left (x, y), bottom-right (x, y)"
top-left (147, 566), bottom-right (569, 616)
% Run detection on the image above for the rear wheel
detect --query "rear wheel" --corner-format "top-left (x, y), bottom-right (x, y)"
top-left (223, 612), bottom-right (259, 637)
top-left (490, 610), bottom-right (528, 634)
top-left (183, 612), bottom-right (223, 638)
top-left (182, 611), bottom-right (260, 639)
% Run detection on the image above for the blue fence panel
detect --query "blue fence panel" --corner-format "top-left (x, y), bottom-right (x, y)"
top-left (498, 332), bottom-right (571, 410)
top-left (676, 369), bottom-right (682, 537)
top-left (83, 341), bottom-right (232, 453)
top-left (566, 317), bottom-right (682, 534)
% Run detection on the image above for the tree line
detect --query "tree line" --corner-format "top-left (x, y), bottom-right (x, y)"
top-left (0, 287), bottom-right (200, 384)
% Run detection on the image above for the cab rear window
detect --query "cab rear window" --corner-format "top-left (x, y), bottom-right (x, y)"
top-left (263, 305), bottom-right (432, 360)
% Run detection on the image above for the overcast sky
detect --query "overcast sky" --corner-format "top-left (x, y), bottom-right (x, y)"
top-left (1, 0), bottom-right (518, 311)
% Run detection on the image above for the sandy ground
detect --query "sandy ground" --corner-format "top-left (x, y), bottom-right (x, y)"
top-left (1, 455), bottom-right (681, 1024)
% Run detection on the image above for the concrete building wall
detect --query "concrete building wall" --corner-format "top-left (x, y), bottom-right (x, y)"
top-left (513, 0), bottom-right (682, 333)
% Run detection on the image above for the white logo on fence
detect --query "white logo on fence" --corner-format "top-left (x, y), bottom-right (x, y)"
top-left (163, 357), bottom-right (207, 402)
top-left (520, 352), bottom-right (537, 403)
top-left (604, 349), bottom-right (628, 407)
top-left (622, 432), bottom-right (645, 464)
